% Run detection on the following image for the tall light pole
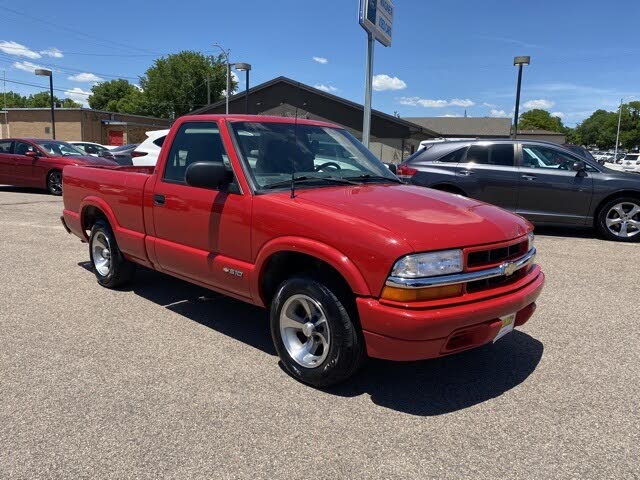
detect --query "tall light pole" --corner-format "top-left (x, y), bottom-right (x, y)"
top-left (512, 56), bottom-right (530, 140)
top-left (35, 68), bottom-right (55, 139)
top-left (212, 43), bottom-right (230, 114)
top-left (614, 98), bottom-right (624, 162)
top-left (234, 63), bottom-right (251, 114)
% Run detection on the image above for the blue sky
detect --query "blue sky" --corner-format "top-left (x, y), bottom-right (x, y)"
top-left (0, 0), bottom-right (638, 125)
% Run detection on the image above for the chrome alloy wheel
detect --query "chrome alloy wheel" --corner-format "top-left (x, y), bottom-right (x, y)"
top-left (279, 294), bottom-right (331, 368)
top-left (48, 171), bottom-right (62, 194)
top-left (605, 202), bottom-right (640, 239)
top-left (91, 231), bottom-right (112, 276)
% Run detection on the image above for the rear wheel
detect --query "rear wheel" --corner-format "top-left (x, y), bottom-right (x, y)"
top-left (47, 170), bottom-right (62, 195)
top-left (89, 220), bottom-right (134, 287)
top-left (596, 197), bottom-right (640, 242)
top-left (270, 275), bottom-right (365, 387)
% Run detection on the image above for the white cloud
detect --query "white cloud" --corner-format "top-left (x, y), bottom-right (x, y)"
top-left (0, 40), bottom-right (41, 59)
top-left (314, 83), bottom-right (338, 93)
top-left (489, 108), bottom-right (508, 117)
top-left (482, 102), bottom-right (497, 108)
top-left (12, 60), bottom-right (47, 73)
top-left (68, 72), bottom-right (103, 83)
top-left (551, 111), bottom-right (565, 118)
top-left (40, 47), bottom-right (63, 58)
top-left (523, 99), bottom-right (555, 109)
top-left (372, 74), bottom-right (407, 91)
top-left (398, 96), bottom-right (475, 108)
top-left (64, 87), bottom-right (91, 106)
top-left (440, 114), bottom-right (461, 118)
top-left (312, 56), bottom-right (328, 64)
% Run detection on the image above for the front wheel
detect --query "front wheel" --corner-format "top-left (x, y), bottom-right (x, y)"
top-left (596, 197), bottom-right (640, 242)
top-left (47, 170), bottom-right (62, 195)
top-left (270, 275), bottom-right (365, 387)
top-left (89, 220), bottom-right (134, 287)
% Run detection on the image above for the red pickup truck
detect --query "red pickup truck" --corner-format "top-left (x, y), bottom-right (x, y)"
top-left (62, 115), bottom-right (544, 386)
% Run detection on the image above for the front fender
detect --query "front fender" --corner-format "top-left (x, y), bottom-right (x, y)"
top-left (251, 236), bottom-right (371, 305)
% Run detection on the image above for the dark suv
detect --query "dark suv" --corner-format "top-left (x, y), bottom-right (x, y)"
top-left (397, 139), bottom-right (640, 242)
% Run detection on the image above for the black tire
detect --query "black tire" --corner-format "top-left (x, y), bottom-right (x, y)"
top-left (47, 170), bottom-right (63, 196)
top-left (596, 197), bottom-right (640, 242)
top-left (89, 220), bottom-right (134, 287)
top-left (270, 275), bottom-right (365, 387)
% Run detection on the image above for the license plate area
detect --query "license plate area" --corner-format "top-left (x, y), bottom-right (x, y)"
top-left (493, 312), bottom-right (516, 342)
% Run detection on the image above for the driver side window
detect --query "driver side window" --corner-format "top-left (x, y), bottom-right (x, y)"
top-left (522, 145), bottom-right (596, 172)
top-left (15, 142), bottom-right (36, 156)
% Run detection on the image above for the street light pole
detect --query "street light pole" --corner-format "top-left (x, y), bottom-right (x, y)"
top-left (362, 32), bottom-right (375, 148)
top-left (512, 56), bottom-right (530, 140)
top-left (212, 43), bottom-right (230, 114)
top-left (35, 68), bottom-right (55, 139)
top-left (614, 97), bottom-right (623, 162)
top-left (234, 63), bottom-right (251, 114)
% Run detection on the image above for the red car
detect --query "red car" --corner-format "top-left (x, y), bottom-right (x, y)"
top-left (0, 138), bottom-right (118, 195)
top-left (62, 115), bottom-right (545, 386)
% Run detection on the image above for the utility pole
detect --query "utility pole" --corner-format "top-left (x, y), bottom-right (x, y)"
top-left (614, 98), bottom-right (623, 161)
top-left (206, 74), bottom-right (211, 105)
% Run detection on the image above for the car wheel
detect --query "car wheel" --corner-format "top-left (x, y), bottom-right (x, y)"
top-left (89, 220), bottom-right (135, 287)
top-left (270, 275), bottom-right (365, 387)
top-left (596, 197), bottom-right (640, 242)
top-left (47, 170), bottom-right (63, 195)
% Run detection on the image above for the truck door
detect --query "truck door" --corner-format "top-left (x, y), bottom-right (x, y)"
top-left (150, 121), bottom-right (253, 299)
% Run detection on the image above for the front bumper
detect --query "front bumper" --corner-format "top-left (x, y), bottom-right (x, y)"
top-left (358, 267), bottom-right (544, 361)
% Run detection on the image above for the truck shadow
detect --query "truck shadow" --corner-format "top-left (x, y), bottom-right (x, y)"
top-left (78, 262), bottom-right (544, 416)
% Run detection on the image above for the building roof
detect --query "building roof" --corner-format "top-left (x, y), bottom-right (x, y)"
top-left (191, 76), bottom-right (438, 138)
top-left (403, 117), bottom-right (512, 137)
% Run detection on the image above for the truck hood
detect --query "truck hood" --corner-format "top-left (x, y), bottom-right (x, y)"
top-left (293, 184), bottom-right (531, 251)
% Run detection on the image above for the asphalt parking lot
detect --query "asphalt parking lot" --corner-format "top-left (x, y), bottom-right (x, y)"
top-left (1, 186), bottom-right (638, 479)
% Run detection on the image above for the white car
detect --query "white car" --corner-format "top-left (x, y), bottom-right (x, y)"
top-left (131, 129), bottom-right (169, 166)
top-left (622, 153), bottom-right (640, 173)
top-left (69, 141), bottom-right (112, 157)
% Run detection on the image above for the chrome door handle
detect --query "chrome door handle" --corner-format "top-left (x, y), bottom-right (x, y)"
top-left (458, 170), bottom-right (475, 176)
top-left (521, 174), bottom-right (536, 181)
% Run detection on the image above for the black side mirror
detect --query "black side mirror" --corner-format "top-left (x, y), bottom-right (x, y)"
top-left (383, 162), bottom-right (397, 174)
top-left (572, 160), bottom-right (586, 172)
top-left (185, 161), bottom-right (232, 190)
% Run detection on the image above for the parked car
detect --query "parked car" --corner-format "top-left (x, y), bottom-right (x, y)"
top-left (131, 129), bottom-right (169, 166)
top-left (397, 139), bottom-right (640, 242)
top-left (0, 138), bottom-right (117, 195)
top-left (562, 144), bottom-right (603, 165)
top-left (69, 141), bottom-right (112, 157)
top-left (101, 143), bottom-right (138, 165)
top-left (622, 153), bottom-right (640, 173)
top-left (61, 114), bottom-right (544, 386)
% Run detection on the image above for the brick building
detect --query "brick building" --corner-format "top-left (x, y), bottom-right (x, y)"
top-left (0, 108), bottom-right (171, 145)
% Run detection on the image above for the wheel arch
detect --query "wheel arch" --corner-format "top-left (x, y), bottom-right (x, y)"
top-left (253, 237), bottom-right (371, 307)
top-left (593, 190), bottom-right (640, 227)
top-left (80, 197), bottom-right (119, 239)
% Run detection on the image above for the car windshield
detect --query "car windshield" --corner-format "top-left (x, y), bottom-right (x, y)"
top-left (229, 121), bottom-right (398, 190)
top-left (35, 140), bottom-right (85, 156)
top-left (110, 144), bottom-right (137, 152)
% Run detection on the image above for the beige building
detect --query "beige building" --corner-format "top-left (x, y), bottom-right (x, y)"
top-left (0, 108), bottom-right (171, 145)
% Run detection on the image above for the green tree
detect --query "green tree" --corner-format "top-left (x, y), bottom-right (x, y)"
top-left (2, 91), bottom-right (27, 108)
top-left (88, 79), bottom-right (145, 113)
top-left (518, 109), bottom-right (565, 132)
top-left (139, 51), bottom-right (231, 118)
top-left (23, 92), bottom-right (81, 108)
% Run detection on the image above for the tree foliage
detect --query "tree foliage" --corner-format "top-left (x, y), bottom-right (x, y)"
top-left (2, 90), bottom-right (81, 108)
top-left (88, 79), bottom-right (144, 113)
top-left (518, 109), bottom-right (565, 132)
top-left (571, 102), bottom-right (640, 149)
top-left (139, 51), bottom-right (231, 118)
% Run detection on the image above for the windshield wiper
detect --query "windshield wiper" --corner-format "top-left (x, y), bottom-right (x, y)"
top-left (344, 174), bottom-right (403, 183)
top-left (263, 176), bottom-right (359, 189)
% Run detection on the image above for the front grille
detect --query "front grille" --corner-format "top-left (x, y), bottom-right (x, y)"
top-left (467, 240), bottom-right (527, 268)
top-left (466, 267), bottom-right (527, 293)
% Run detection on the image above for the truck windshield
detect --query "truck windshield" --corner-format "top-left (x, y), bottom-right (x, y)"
top-left (229, 121), bottom-right (398, 190)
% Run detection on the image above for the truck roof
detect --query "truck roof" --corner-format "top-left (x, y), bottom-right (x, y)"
top-left (180, 114), bottom-right (340, 129)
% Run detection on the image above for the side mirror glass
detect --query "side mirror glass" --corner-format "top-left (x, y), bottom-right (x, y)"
top-left (185, 161), bottom-right (232, 190)
top-left (383, 162), bottom-right (397, 174)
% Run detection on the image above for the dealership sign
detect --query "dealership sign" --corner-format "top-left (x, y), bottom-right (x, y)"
top-left (359, 0), bottom-right (394, 47)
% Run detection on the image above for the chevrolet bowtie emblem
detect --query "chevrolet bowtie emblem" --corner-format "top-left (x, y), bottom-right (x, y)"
top-left (503, 261), bottom-right (518, 276)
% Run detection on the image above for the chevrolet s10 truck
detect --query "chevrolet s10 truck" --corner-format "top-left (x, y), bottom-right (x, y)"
top-left (62, 115), bottom-right (544, 386)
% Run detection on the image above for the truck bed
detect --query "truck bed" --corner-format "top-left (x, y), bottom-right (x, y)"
top-left (62, 164), bottom-right (154, 264)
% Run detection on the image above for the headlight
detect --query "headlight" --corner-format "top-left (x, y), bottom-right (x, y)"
top-left (391, 249), bottom-right (463, 278)
top-left (527, 232), bottom-right (535, 251)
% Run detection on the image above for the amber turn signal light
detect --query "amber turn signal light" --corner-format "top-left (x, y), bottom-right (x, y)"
top-left (381, 284), bottom-right (463, 302)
